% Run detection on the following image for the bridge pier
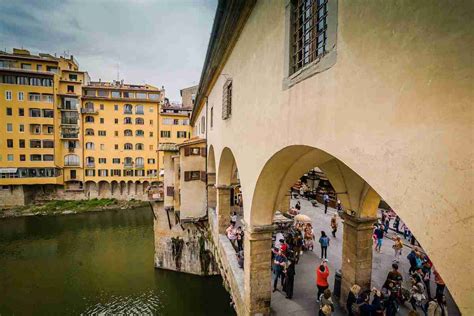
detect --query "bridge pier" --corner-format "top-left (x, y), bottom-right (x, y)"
top-left (244, 225), bottom-right (273, 316)
top-left (340, 214), bottom-right (378, 309)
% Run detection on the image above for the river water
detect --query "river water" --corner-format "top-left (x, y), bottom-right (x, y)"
top-left (0, 207), bottom-right (234, 315)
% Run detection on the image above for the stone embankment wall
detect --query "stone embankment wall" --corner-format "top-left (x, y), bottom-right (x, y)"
top-left (152, 201), bottom-right (219, 276)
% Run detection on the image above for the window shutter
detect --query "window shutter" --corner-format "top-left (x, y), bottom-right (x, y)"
top-left (200, 147), bottom-right (207, 157)
top-left (184, 171), bottom-right (191, 181)
top-left (222, 79), bottom-right (232, 120)
top-left (184, 147), bottom-right (190, 156)
top-left (166, 186), bottom-right (174, 197)
top-left (200, 171), bottom-right (207, 182)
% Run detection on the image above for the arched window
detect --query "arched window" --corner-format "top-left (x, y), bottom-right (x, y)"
top-left (124, 129), bottom-right (133, 136)
top-left (85, 116), bottom-right (94, 123)
top-left (135, 157), bottom-right (144, 168)
top-left (124, 104), bottom-right (133, 114)
top-left (135, 105), bottom-right (144, 115)
top-left (135, 143), bottom-right (144, 150)
top-left (124, 157), bottom-right (133, 166)
top-left (64, 154), bottom-right (80, 166)
top-left (124, 117), bottom-right (132, 124)
top-left (124, 143), bottom-right (133, 150)
top-left (135, 130), bottom-right (144, 137)
top-left (85, 102), bottom-right (94, 110)
top-left (85, 128), bottom-right (94, 136)
top-left (85, 142), bottom-right (94, 150)
top-left (135, 118), bottom-right (144, 125)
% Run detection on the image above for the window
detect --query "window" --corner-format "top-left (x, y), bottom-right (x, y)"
top-left (85, 116), bottom-right (95, 123)
top-left (43, 94), bottom-right (53, 103)
top-left (100, 104), bottom-right (104, 110)
top-left (111, 169), bottom-right (121, 176)
top-left (100, 118), bottom-right (104, 124)
top-left (184, 147), bottom-right (204, 156)
top-left (6, 123), bottom-right (12, 132)
top-left (7, 154), bottom-right (14, 161)
top-left (124, 130), bottom-right (133, 136)
top-left (114, 144), bottom-right (119, 150)
top-left (98, 158), bottom-right (107, 164)
top-left (160, 131), bottom-right (171, 138)
top-left (112, 158), bottom-right (121, 164)
top-left (37, 65), bottom-right (42, 71)
top-left (85, 169), bottom-right (95, 176)
top-left (98, 130), bottom-right (107, 136)
top-left (200, 116), bottom-right (206, 134)
top-left (29, 108), bottom-right (41, 117)
top-left (135, 143), bottom-right (144, 150)
top-left (42, 140), bottom-right (54, 148)
top-left (98, 90), bottom-right (108, 97)
top-left (124, 170), bottom-right (133, 176)
top-left (47, 125), bottom-right (54, 134)
top-left (70, 170), bottom-right (77, 179)
top-left (6, 108), bottom-right (12, 116)
top-left (162, 118), bottom-right (173, 125)
top-left (62, 111), bottom-right (78, 124)
top-left (85, 129), bottom-right (94, 136)
top-left (291, 0), bottom-right (328, 73)
top-left (86, 142), bottom-right (95, 150)
top-left (30, 154), bottom-right (42, 161)
top-left (124, 117), bottom-right (132, 124)
top-left (114, 104), bottom-right (119, 111)
top-left (20, 155), bottom-right (26, 161)
top-left (2, 75), bottom-right (15, 84)
top-left (210, 107), bottom-right (214, 128)
top-left (135, 105), bottom-right (144, 114)
top-left (19, 125), bottom-right (24, 132)
top-left (30, 140), bottom-right (42, 148)
top-left (46, 66), bottom-right (58, 73)
top-left (148, 158), bottom-right (155, 164)
top-left (21, 63), bottom-right (31, 70)
top-left (111, 91), bottom-right (120, 98)
top-left (149, 120), bottom-right (153, 125)
top-left (114, 118), bottom-right (118, 124)
top-left (135, 118), bottom-right (144, 125)
top-left (222, 79), bottom-right (232, 119)
top-left (123, 92), bottom-right (135, 99)
top-left (7, 139), bottom-right (13, 148)
top-left (42, 78), bottom-right (53, 86)
top-left (149, 107), bottom-right (153, 112)
top-left (136, 130), bottom-right (144, 137)
top-left (5, 91), bottom-right (12, 100)
top-left (149, 132), bottom-right (153, 137)
top-left (177, 131), bottom-right (187, 138)
top-left (85, 89), bottom-right (96, 96)
top-left (124, 157), bottom-right (133, 166)
top-left (69, 74), bottom-right (78, 81)
top-left (42, 109), bottom-right (54, 118)
top-left (64, 154), bottom-right (80, 166)
top-left (30, 124), bottom-right (41, 134)
top-left (19, 139), bottom-right (25, 148)
top-left (114, 131), bottom-right (118, 136)
top-left (29, 93), bottom-right (41, 101)
top-left (135, 157), bottom-right (144, 168)
top-left (124, 143), bottom-right (133, 150)
top-left (43, 155), bottom-right (54, 161)
top-left (124, 104), bottom-right (133, 114)
top-left (86, 157), bottom-right (95, 167)
top-left (149, 93), bottom-right (159, 100)
top-left (136, 93), bottom-right (146, 99)
top-left (64, 98), bottom-right (78, 110)
top-left (100, 144), bottom-right (105, 150)
top-left (184, 171), bottom-right (202, 181)
top-left (149, 145), bottom-right (154, 150)
top-left (18, 92), bottom-right (24, 101)
top-left (19, 108), bottom-right (24, 116)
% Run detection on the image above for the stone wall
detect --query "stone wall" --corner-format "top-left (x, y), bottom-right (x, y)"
top-left (152, 201), bottom-right (219, 276)
top-left (0, 185), bottom-right (27, 207)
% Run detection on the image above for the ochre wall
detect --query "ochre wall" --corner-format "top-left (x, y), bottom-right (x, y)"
top-left (201, 0), bottom-right (473, 312)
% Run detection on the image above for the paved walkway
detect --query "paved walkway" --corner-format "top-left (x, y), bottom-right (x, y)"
top-left (270, 198), bottom-right (460, 315)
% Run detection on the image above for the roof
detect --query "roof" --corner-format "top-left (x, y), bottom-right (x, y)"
top-left (158, 143), bottom-right (179, 152)
top-left (191, 0), bottom-right (256, 124)
top-left (85, 81), bottom-right (161, 92)
top-left (177, 137), bottom-right (206, 148)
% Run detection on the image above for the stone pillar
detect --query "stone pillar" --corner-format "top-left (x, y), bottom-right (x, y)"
top-left (243, 224), bottom-right (274, 316)
top-left (217, 185), bottom-right (231, 234)
top-left (340, 213), bottom-right (378, 308)
top-left (208, 173), bottom-right (217, 209)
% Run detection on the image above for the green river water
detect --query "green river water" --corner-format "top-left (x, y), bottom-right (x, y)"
top-left (0, 207), bottom-right (234, 315)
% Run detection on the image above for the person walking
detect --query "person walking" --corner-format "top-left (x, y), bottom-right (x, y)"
top-left (392, 236), bottom-right (403, 262)
top-left (422, 255), bottom-right (433, 299)
top-left (433, 269), bottom-right (446, 298)
top-left (316, 260), bottom-right (330, 302)
top-left (231, 211), bottom-right (238, 224)
top-left (283, 258), bottom-right (296, 299)
top-left (346, 284), bottom-right (361, 316)
top-left (358, 289), bottom-right (383, 315)
top-left (318, 231), bottom-right (330, 259)
top-left (226, 222), bottom-right (238, 251)
top-left (272, 249), bottom-right (287, 292)
top-left (393, 216), bottom-right (400, 233)
top-left (295, 201), bottom-right (301, 211)
top-left (384, 217), bottom-right (390, 235)
top-left (319, 288), bottom-right (335, 315)
top-left (236, 226), bottom-right (244, 252)
top-left (330, 214), bottom-right (338, 238)
top-left (323, 193), bottom-right (329, 214)
top-left (427, 295), bottom-right (448, 316)
top-left (407, 247), bottom-right (419, 274)
top-left (374, 225), bottom-right (384, 253)
top-left (336, 199), bottom-right (342, 211)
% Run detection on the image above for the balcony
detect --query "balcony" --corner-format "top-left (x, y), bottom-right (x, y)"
top-left (61, 133), bottom-right (79, 139)
top-left (81, 107), bottom-right (98, 114)
top-left (124, 163), bottom-right (133, 169)
top-left (85, 162), bottom-right (95, 168)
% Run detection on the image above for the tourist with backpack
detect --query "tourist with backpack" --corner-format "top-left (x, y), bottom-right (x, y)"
top-left (318, 231), bottom-right (330, 259)
top-left (318, 288), bottom-right (335, 315)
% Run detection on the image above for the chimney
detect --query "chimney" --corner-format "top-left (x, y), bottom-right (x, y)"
top-left (99, 78), bottom-right (101, 83)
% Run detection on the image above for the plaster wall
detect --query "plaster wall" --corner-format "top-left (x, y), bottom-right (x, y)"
top-left (200, 0), bottom-right (473, 312)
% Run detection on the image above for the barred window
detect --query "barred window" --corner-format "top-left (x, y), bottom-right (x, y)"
top-left (291, 0), bottom-right (328, 74)
top-left (222, 79), bottom-right (232, 120)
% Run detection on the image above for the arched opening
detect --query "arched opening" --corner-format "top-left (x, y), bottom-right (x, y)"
top-left (127, 181), bottom-right (134, 196)
top-left (135, 181), bottom-right (142, 197)
top-left (85, 181), bottom-right (97, 199)
top-left (119, 181), bottom-right (126, 195)
top-left (98, 181), bottom-right (110, 197)
top-left (142, 181), bottom-right (150, 195)
top-left (111, 181), bottom-right (119, 196)
top-left (245, 145), bottom-right (459, 315)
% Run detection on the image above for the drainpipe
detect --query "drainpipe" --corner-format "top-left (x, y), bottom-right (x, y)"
top-left (205, 97), bottom-right (209, 218)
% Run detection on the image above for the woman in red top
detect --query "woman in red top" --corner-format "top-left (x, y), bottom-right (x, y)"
top-left (316, 261), bottom-right (330, 302)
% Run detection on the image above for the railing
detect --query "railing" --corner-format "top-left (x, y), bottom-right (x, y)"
top-left (61, 133), bottom-right (79, 139)
top-left (81, 108), bottom-right (98, 114)
top-left (135, 164), bottom-right (145, 169)
top-left (86, 162), bottom-right (95, 168)
top-left (0, 65), bottom-right (56, 75)
top-left (124, 163), bottom-right (133, 168)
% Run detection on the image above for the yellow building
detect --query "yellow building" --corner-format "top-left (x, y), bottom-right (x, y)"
top-left (0, 48), bottom-right (88, 205)
top-left (81, 81), bottom-right (163, 199)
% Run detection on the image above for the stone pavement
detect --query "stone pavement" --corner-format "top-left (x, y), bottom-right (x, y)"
top-left (270, 198), bottom-right (460, 315)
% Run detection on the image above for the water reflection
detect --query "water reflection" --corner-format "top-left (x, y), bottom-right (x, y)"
top-left (0, 207), bottom-right (234, 316)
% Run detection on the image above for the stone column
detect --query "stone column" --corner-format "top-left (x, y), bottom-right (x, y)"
top-left (216, 185), bottom-right (231, 234)
top-left (207, 173), bottom-right (217, 209)
top-left (243, 224), bottom-right (274, 316)
top-left (340, 213), bottom-right (378, 308)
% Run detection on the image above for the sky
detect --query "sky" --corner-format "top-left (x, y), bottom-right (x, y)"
top-left (0, 0), bottom-right (217, 101)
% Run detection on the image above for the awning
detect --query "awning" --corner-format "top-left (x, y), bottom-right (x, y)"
top-left (0, 168), bottom-right (17, 174)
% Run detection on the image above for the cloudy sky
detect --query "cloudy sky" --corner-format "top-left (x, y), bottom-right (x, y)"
top-left (0, 0), bottom-right (217, 101)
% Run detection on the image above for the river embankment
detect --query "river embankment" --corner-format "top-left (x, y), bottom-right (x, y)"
top-left (0, 198), bottom-right (149, 218)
